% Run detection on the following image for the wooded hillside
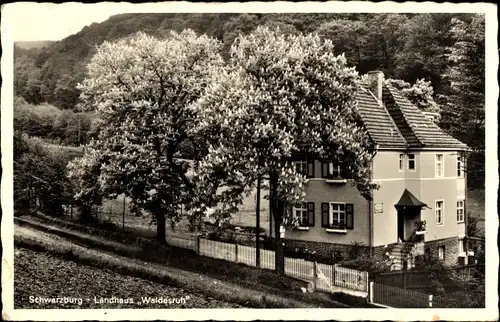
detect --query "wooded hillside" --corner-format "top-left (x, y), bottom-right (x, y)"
top-left (13, 13), bottom-right (485, 188)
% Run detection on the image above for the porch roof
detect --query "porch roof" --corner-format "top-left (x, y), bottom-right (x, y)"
top-left (395, 189), bottom-right (427, 208)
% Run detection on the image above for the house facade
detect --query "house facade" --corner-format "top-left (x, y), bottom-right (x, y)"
top-left (269, 71), bottom-right (470, 269)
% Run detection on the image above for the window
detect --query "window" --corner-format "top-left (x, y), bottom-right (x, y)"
top-left (407, 154), bottom-right (415, 171)
top-left (330, 203), bottom-right (346, 228)
top-left (294, 159), bottom-right (314, 177)
top-left (295, 161), bottom-right (308, 176)
top-left (293, 202), bottom-right (308, 226)
top-left (435, 200), bottom-right (444, 225)
top-left (438, 246), bottom-right (445, 261)
top-left (458, 239), bottom-right (465, 253)
top-left (292, 202), bottom-right (315, 227)
top-left (457, 200), bottom-right (465, 222)
top-left (321, 202), bottom-right (354, 230)
top-left (436, 154), bottom-right (444, 177)
top-left (457, 156), bottom-right (464, 177)
top-left (399, 154), bottom-right (404, 171)
top-left (321, 159), bottom-right (343, 179)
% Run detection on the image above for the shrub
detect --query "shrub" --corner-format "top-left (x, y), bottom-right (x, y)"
top-left (346, 241), bottom-right (366, 260)
top-left (339, 256), bottom-right (391, 277)
top-left (14, 132), bottom-right (74, 216)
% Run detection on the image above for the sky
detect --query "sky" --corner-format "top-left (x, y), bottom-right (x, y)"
top-left (7, 2), bottom-right (491, 42)
top-left (10, 3), bottom-right (138, 41)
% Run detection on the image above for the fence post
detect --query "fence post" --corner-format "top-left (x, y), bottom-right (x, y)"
top-left (369, 281), bottom-right (374, 303)
top-left (195, 234), bottom-right (200, 255)
top-left (235, 243), bottom-right (239, 263)
top-left (365, 271), bottom-right (370, 293)
top-left (312, 261), bottom-right (317, 291)
top-left (428, 294), bottom-right (433, 307)
top-left (332, 264), bottom-right (337, 287)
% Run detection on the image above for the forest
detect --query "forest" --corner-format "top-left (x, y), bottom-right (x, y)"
top-left (14, 13), bottom-right (485, 189)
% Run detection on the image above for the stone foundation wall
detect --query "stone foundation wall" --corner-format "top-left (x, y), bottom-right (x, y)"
top-left (280, 238), bottom-right (370, 263)
top-left (424, 236), bottom-right (460, 266)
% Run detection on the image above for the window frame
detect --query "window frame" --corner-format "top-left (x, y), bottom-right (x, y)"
top-left (457, 199), bottom-right (465, 223)
top-left (294, 158), bottom-right (314, 178)
top-left (457, 155), bottom-right (464, 178)
top-left (435, 200), bottom-right (444, 225)
top-left (458, 239), bottom-right (465, 254)
top-left (329, 202), bottom-right (346, 228)
top-left (399, 154), bottom-right (405, 172)
top-left (292, 202), bottom-right (309, 227)
top-left (435, 154), bottom-right (444, 177)
top-left (407, 153), bottom-right (416, 171)
top-left (438, 245), bottom-right (445, 261)
top-left (294, 160), bottom-right (308, 177)
top-left (322, 159), bottom-right (344, 179)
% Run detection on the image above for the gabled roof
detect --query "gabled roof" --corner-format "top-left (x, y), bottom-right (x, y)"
top-left (356, 85), bottom-right (407, 149)
top-left (382, 84), bottom-right (468, 150)
top-left (355, 80), bottom-right (468, 151)
top-left (395, 189), bottom-right (427, 208)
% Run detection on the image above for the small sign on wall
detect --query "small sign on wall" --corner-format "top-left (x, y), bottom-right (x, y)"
top-left (280, 225), bottom-right (285, 238)
top-left (374, 203), bottom-right (383, 213)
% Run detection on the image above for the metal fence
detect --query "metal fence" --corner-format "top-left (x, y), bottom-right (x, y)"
top-left (374, 270), bottom-right (432, 290)
top-left (373, 264), bottom-right (485, 294)
top-left (370, 282), bottom-right (430, 308)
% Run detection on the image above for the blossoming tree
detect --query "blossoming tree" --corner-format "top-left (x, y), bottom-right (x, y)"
top-left (190, 27), bottom-right (377, 273)
top-left (69, 30), bottom-right (223, 243)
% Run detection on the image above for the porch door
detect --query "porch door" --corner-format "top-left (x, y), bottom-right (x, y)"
top-left (397, 212), bottom-right (405, 242)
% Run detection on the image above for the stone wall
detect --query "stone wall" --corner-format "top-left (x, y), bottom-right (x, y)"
top-left (424, 236), bottom-right (460, 266)
top-left (280, 238), bottom-right (370, 263)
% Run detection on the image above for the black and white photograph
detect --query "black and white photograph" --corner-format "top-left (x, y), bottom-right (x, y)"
top-left (1, 2), bottom-right (498, 321)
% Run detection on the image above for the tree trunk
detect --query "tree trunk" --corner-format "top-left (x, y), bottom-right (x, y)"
top-left (156, 214), bottom-right (167, 244)
top-left (270, 171), bottom-right (285, 275)
top-left (273, 211), bottom-right (285, 274)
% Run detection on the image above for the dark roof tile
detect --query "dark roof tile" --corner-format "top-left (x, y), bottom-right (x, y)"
top-left (355, 86), bottom-right (407, 148)
top-left (382, 84), bottom-right (468, 150)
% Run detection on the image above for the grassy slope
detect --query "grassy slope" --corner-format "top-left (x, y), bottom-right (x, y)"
top-left (15, 247), bottom-right (241, 309)
top-left (15, 217), bottom-right (350, 308)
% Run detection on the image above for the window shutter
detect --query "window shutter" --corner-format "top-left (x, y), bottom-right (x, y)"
top-left (321, 162), bottom-right (328, 178)
top-left (321, 202), bottom-right (329, 227)
top-left (341, 162), bottom-right (350, 179)
top-left (346, 203), bottom-right (354, 229)
top-left (307, 159), bottom-right (315, 178)
top-left (307, 202), bottom-right (315, 227)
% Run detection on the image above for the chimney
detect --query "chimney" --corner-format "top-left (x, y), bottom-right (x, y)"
top-left (367, 70), bottom-right (384, 101)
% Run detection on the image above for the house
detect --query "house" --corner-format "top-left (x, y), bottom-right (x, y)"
top-left (269, 71), bottom-right (471, 269)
